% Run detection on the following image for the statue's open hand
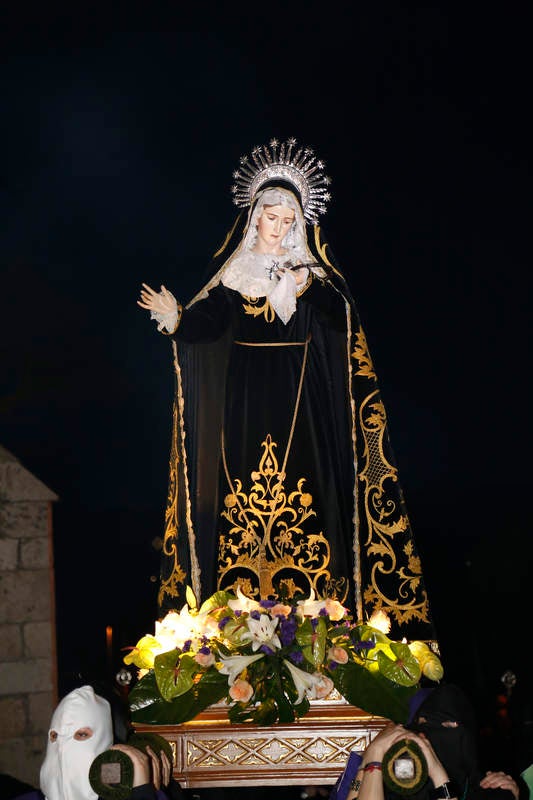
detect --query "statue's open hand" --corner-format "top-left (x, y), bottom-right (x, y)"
top-left (137, 283), bottom-right (177, 314)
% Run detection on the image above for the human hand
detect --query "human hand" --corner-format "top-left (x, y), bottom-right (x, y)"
top-left (480, 770), bottom-right (520, 799)
top-left (137, 283), bottom-right (177, 314)
top-left (362, 723), bottom-right (411, 763)
top-left (108, 743), bottom-right (151, 787)
top-left (160, 749), bottom-right (172, 788)
top-left (397, 729), bottom-right (449, 788)
top-left (145, 745), bottom-right (162, 789)
top-left (143, 744), bottom-right (172, 790)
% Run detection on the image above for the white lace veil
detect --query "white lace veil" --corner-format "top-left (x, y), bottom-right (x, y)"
top-left (238, 186), bottom-right (309, 257)
top-left (205, 186), bottom-right (323, 323)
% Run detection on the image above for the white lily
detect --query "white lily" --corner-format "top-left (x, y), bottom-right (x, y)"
top-left (227, 585), bottom-right (262, 614)
top-left (217, 653), bottom-right (264, 685)
top-left (283, 660), bottom-right (329, 705)
top-left (155, 604), bottom-right (213, 650)
top-left (241, 614), bottom-right (282, 652)
top-left (295, 588), bottom-right (327, 618)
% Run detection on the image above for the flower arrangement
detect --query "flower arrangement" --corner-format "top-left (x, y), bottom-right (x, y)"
top-left (124, 587), bottom-right (443, 726)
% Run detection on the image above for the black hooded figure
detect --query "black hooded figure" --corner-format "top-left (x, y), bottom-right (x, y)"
top-left (138, 137), bottom-right (436, 643)
top-left (404, 684), bottom-right (526, 800)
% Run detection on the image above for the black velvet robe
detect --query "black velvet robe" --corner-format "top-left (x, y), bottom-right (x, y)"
top-left (156, 202), bottom-right (436, 642)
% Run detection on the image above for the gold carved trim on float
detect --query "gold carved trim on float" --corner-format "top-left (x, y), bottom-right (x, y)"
top-left (134, 702), bottom-right (387, 787)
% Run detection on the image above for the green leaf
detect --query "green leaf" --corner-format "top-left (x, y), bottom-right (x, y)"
top-left (295, 618), bottom-right (326, 668)
top-left (275, 691), bottom-right (296, 724)
top-left (331, 661), bottom-right (416, 723)
top-left (199, 590), bottom-right (234, 615)
top-left (295, 618), bottom-right (314, 646)
top-left (377, 642), bottom-right (421, 687)
top-left (185, 585), bottom-right (198, 609)
top-left (155, 651), bottom-right (197, 700)
top-left (253, 697), bottom-right (279, 725)
top-left (312, 617), bottom-right (327, 667)
top-left (293, 696), bottom-right (310, 718)
top-left (129, 669), bottom-right (228, 725)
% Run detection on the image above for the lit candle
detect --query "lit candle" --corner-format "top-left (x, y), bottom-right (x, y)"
top-left (106, 625), bottom-right (113, 671)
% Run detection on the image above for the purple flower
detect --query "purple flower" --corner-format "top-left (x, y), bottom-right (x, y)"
top-left (354, 639), bottom-right (374, 651)
top-left (260, 644), bottom-right (274, 655)
top-left (289, 650), bottom-right (304, 664)
top-left (250, 610), bottom-right (261, 620)
top-left (218, 616), bottom-right (231, 630)
top-left (182, 639), bottom-right (192, 652)
top-left (279, 616), bottom-right (298, 647)
top-left (310, 617), bottom-right (318, 630)
top-left (260, 599), bottom-right (276, 608)
top-left (234, 609), bottom-right (242, 617)
top-left (319, 607), bottom-right (328, 616)
top-left (199, 645), bottom-right (211, 655)
top-left (328, 661), bottom-right (339, 670)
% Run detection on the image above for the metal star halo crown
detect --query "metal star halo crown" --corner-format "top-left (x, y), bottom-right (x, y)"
top-left (231, 137), bottom-right (332, 224)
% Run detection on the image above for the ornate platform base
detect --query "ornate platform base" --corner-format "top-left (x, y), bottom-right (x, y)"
top-left (134, 698), bottom-right (387, 788)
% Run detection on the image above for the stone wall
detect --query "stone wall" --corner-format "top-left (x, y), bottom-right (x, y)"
top-left (0, 445), bottom-right (58, 787)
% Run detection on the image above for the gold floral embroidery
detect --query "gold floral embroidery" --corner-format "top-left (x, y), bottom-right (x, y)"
top-left (218, 434), bottom-right (340, 601)
top-left (242, 295), bottom-right (276, 323)
top-left (358, 389), bottom-right (429, 624)
top-left (352, 328), bottom-right (376, 380)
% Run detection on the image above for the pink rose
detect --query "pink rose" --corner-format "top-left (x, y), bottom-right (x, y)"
top-left (312, 675), bottom-right (335, 699)
top-left (229, 679), bottom-right (254, 703)
top-left (194, 651), bottom-right (215, 667)
top-left (327, 646), bottom-right (348, 664)
top-left (324, 598), bottom-right (347, 621)
top-left (269, 603), bottom-right (293, 618)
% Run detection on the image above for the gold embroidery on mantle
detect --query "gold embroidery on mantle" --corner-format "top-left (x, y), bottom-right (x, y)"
top-left (158, 396), bottom-right (187, 608)
top-left (242, 295), bottom-right (275, 323)
top-left (352, 326), bottom-right (429, 625)
top-left (218, 434), bottom-right (338, 600)
top-left (352, 329), bottom-right (376, 381)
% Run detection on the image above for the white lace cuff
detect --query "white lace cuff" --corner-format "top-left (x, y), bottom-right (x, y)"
top-left (150, 308), bottom-right (179, 333)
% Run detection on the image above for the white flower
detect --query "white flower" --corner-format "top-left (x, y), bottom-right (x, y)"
top-left (295, 589), bottom-right (327, 618)
top-left (227, 586), bottom-right (262, 614)
top-left (241, 614), bottom-right (281, 652)
top-left (324, 598), bottom-right (347, 621)
top-left (155, 604), bottom-right (215, 651)
top-left (308, 673), bottom-right (334, 700)
top-left (217, 653), bottom-right (264, 685)
top-left (368, 608), bottom-right (391, 634)
top-left (283, 660), bottom-right (332, 705)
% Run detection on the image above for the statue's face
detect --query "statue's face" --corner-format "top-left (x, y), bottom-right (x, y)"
top-left (254, 204), bottom-right (295, 253)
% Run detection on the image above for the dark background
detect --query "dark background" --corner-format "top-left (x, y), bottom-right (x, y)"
top-left (1, 4), bottom-right (531, 773)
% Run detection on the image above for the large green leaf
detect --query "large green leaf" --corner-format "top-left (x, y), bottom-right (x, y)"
top-left (331, 661), bottom-right (416, 723)
top-left (129, 669), bottom-right (228, 725)
top-left (272, 685), bottom-right (296, 724)
top-left (154, 651), bottom-right (196, 700)
top-left (377, 642), bottom-right (421, 686)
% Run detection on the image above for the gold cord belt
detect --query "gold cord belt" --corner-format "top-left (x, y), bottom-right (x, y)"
top-left (234, 334), bottom-right (311, 347)
top-left (221, 333), bottom-right (311, 539)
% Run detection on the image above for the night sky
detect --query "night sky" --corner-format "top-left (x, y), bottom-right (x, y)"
top-left (1, 7), bottom-right (531, 724)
